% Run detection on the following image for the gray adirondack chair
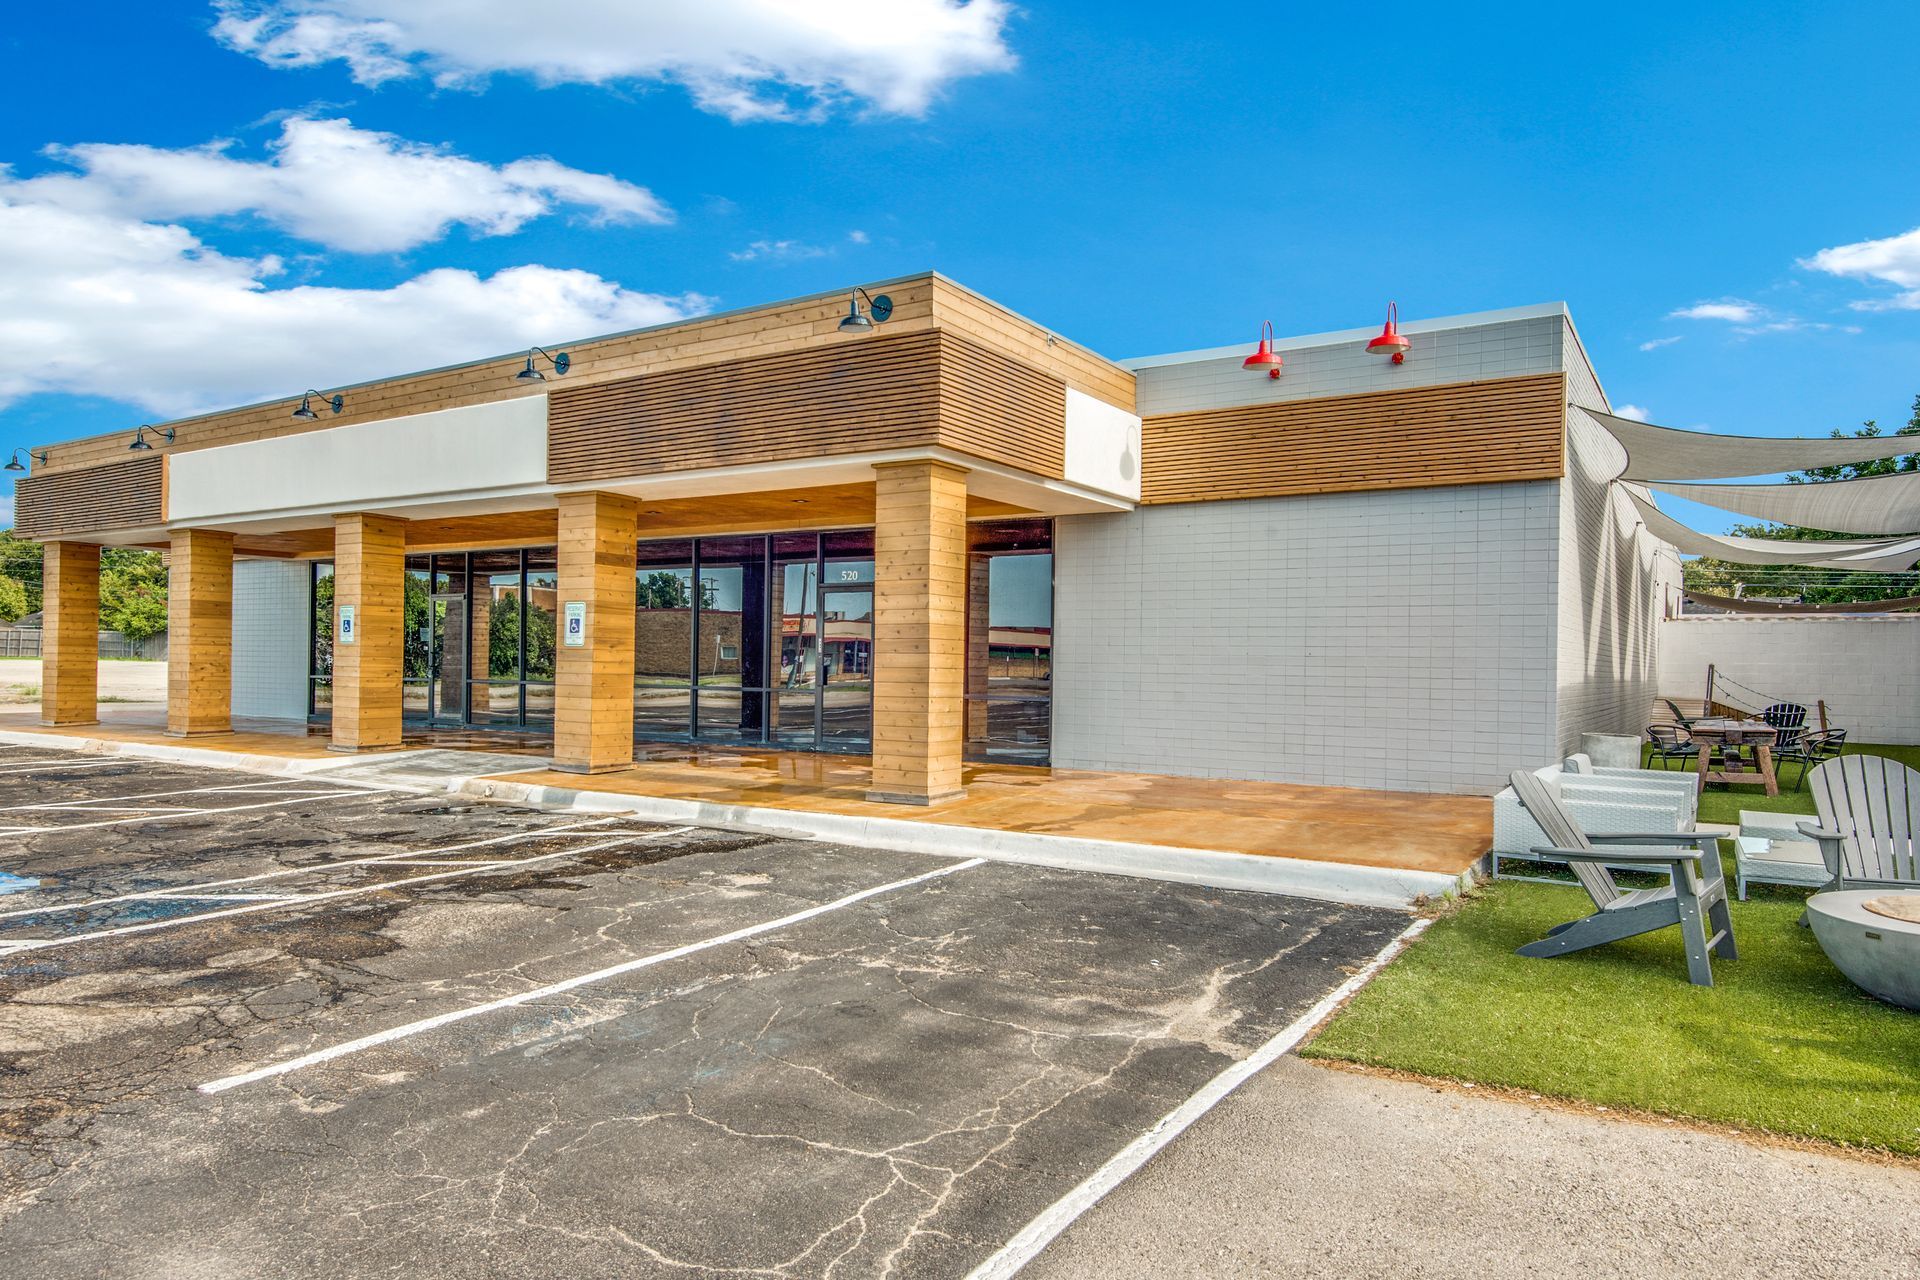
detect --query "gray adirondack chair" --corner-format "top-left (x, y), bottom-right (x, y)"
top-left (1506, 770), bottom-right (1737, 987)
top-left (1797, 754), bottom-right (1920, 892)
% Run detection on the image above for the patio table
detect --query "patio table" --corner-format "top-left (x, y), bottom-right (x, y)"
top-left (1689, 719), bottom-right (1779, 796)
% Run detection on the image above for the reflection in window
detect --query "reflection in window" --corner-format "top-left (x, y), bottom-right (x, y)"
top-left (966, 519), bottom-right (1053, 766)
top-left (309, 562), bottom-right (334, 718)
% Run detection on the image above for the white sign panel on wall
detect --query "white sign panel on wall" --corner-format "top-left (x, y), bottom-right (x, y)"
top-left (563, 601), bottom-right (586, 648)
top-left (338, 605), bottom-right (357, 644)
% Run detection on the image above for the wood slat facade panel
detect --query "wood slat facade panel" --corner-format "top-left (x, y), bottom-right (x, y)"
top-left (13, 456), bottom-right (165, 538)
top-left (27, 279), bottom-right (944, 476)
top-left (548, 330), bottom-right (1068, 485)
top-left (1139, 373), bottom-right (1567, 505)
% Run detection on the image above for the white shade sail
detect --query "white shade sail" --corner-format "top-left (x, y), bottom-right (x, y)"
top-left (1626, 488), bottom-right (1920, 572)
top-left (1650, 469), bottom-right (1920, 535)
top-left (1580, 407), bottom-right (1920, 481)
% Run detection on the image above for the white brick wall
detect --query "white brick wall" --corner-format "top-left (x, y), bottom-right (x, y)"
top-left (1659, 617), bottom-right (1920, 745)
top-left (1052, 482), bottom-right (1562, 795)
top-left (232, 559), bottom-right (310, 720)
top-left (1554, 327), bottom-right (1677, 754)
top-left (1130, 311), bottom-right (1564, 417)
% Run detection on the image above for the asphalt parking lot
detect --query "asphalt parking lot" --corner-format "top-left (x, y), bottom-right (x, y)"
top-left (0, 743), bottom-right (1405, 1278)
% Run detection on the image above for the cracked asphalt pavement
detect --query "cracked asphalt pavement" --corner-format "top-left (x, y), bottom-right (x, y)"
top-left (0, 746), bottom-right (1403, 1278)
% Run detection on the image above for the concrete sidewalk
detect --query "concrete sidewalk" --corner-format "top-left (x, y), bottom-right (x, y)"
top-left (1022, 1057), bottom-right (1920, 1278)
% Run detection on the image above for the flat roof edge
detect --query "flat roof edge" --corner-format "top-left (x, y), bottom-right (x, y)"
top-left (1119, 302), bottom-right (1572, 369)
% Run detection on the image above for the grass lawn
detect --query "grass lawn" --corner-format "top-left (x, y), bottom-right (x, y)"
top-left (1304, 742), bottom-right (1920, 1156)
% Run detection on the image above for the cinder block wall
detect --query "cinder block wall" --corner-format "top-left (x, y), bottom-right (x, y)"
top-left (1553, 330), bottom-right (1676, 754)
top-left (1052, 481), bottom-right (1562, 795)
top-left (231, 559), bottom-right (311, 719)
top-left (1659, 616), bottom-right (1920, 745)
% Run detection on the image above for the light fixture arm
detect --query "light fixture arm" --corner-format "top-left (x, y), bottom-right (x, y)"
top-left (4, 447), bottom-right (49, 472)
top-left (514, 346), bottom-right (571, 381)
top-left (128, 425), bottom-right (176, 452)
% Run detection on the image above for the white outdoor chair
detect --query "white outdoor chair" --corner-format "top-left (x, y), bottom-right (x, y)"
top-left (1797, 754), bottom-right (1920, 893)
top-left (1507, 769), bottom-right (1736, 987)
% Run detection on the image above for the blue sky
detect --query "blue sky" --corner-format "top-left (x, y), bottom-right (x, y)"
top-left (4, 1), bottom-right (1918, 534)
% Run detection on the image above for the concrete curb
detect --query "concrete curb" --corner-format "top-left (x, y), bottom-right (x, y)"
top-left (451, 775), bottom-right (1463, 910)
top-left (0, 728), bottom-right (1476, 909)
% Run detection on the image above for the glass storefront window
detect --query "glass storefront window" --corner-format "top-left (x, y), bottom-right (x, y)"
top-left (966, 519), bottom-right (1054, 766)
top-left (635, 539), bottom-right (696, 739)
top-left (309, 562), bottom-right (334, 718)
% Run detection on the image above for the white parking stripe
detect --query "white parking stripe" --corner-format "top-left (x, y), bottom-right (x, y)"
top-left (197, 856), bottom-right (985, 1095)
top-left (0, 789), bottom-right (400, 837)
top-left (0, 829), bottom-right (695, 955)
top-left (0, 758), bottom-right (130, 774)
top-left (0, 815), bottom-right (642, 919)
top-left (965, 916), bottom-right (1434, 1280)
top-left (0, 777), bottom-right (381, 812)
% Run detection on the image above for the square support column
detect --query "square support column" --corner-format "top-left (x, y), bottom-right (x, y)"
top-left (554, 492), bottom-right (638, 773)
top-left (40, 541), bottom-right (100, 727)
top-left (870, 460), bottom-right (969, 804)
top-left (330, 513), bottom-right (407, 752)
top-left (166, 528), bottom-right (235, 736)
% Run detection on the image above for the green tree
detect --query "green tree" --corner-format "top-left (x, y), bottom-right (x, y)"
top-left (0, 531), bottom-right (44, 614)
top-left (1682, 398), bottom-right (1920, 605)
top-left (0, 574), bottom-right (28, 623)
top-left (98, 550), bottom-right (169, 641)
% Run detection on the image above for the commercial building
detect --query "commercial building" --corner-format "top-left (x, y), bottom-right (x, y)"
top-left (12, 274), bottom-right (1666, 800)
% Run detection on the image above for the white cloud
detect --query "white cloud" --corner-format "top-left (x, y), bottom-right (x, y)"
top-left (1669, 298), bottom-right (1763, 323)
top-left (1612, 404), bottom-right (1652, 422)
top-left (0, 195), bottom-right (707, 417)
top-left (1637, 335), bottom-right (1683, 351)
top-left (1800, 225), bottom-right (1920, 311)
top-left (728, 238), bottom-right (828, 263)
top-left (7, 116), bottom-right (668, 254)
top-left (848, 229), bottom-right (870, 245)
top-left (212, 0), bottom-right (1016, 123)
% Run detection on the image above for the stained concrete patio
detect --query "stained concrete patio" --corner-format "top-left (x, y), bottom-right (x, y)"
top-left (0, 707), bottom-right (1491, 907)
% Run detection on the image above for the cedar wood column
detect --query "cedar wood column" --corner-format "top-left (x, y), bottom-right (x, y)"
top-left (40, 541), bottom-right (100, 727)
top-left (330, 513), bottom-right (407, 751)
top-left (166, 528), bottom-right (234, 736)
top-left (869, 460), bottom-right (969, 804)
top-left (553, 492), bottom-right (638, 773)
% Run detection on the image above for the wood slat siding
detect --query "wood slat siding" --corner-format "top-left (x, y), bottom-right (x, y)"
top-left (27, 279), bottom-right (941, 477)
top-left (1139, 373), bottom-right (1567, 505)
top-left (22, 275), bottom-right (1132, 482)
top-left (41, 542), bottom-right (100, 726)
top-left (330, 514), bottom-right (406, 751)
top-left (548, 329), bottom-right (1067, 484)
top-left (869, 461), bottom-right (970, 804)
top-left (553, 492), bottom-right (639, 774)
top-left (167, 529), bottom-right (234, 737)
top-left (13, 456), bottom-right (164, 538)
top-left (928, 277), bottom-right (1136, 412)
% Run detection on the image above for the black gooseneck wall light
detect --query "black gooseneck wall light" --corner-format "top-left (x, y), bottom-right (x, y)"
top-left (128, 425), bottom-right (175, 452)
top-left (292, 390), bottom-right (345, 421)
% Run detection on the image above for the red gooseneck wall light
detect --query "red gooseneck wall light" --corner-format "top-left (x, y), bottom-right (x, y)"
top-left (1367, 302), bottom-right (1411, 364)
top-left (1242, 321), bottom-right (1284, 379)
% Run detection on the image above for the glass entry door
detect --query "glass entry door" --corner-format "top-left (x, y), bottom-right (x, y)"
top-left (429, 592), bottom-right (467, 725)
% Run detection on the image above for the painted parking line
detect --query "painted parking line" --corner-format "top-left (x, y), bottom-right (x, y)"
top-left (0, 757), bottom-right (131, 774)
top-left (965, 916), bottom-right (1434, 1280)
top-left (0, 815), bottom-right (640, 920)
top-left (0, 787), bottom-right (402, 838)
top-left (0, 828), bottom-right (697, 957)
top-left (0, 778), bottom-right (364, 812)
top-left (198, 856), bottom-right (988, 1095)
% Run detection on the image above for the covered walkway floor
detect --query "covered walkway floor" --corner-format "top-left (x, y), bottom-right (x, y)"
top-left (0, 706), bottom-right (1490, 906)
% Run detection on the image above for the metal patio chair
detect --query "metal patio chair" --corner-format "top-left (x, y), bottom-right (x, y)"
top-left (1661, 699), bottom-right (1699, 732)
top-left (1644, 724), bottom-right (1698, 771)
top-left (1505, 769), bottom-right (1736, 987)
top-left (1777, 728), bottom-right (1847, 790)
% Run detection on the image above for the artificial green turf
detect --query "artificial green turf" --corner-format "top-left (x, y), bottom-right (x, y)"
top-left (1304, 742), bottom-right (1920, 1155)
